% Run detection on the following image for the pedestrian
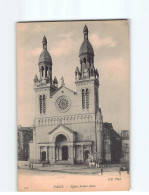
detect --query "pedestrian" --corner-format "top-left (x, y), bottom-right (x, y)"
top-left (101, 168), bottom-right (103, 175)
top-left (97, 159), bottom-right (100, 168)
top-left (42, 160), bottom-right (45, 167)
top-left (96, 162), bottom-right (98, 168)
top-left (119, 166), bottom-right (121, 176)
top-left (89, 161), bottom-right (91, 168)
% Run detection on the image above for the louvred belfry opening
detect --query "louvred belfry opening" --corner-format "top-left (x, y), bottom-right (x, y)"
top-left (38, 36), bottom-right (53, 84)
top-left (75, 25), bottom-right (99, 81)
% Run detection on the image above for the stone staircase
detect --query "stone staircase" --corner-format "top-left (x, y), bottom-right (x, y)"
top-left (55, 161), bottom-right (71, 165)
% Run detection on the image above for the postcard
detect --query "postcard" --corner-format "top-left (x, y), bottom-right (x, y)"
top-left (17, 20), bottom-right (130, 191)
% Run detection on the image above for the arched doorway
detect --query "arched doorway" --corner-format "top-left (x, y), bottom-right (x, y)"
top-left (84, 150), bottom-right (89, 161)
top-left (55, 134), bottom-right (68, 161)
top-left (41, 151), bottom-right (46, 161)
top-left (62, 146), bottom-right (68, 160)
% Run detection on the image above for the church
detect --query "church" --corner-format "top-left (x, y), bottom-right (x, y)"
top-left (29, 25), bottom-right (121, 165)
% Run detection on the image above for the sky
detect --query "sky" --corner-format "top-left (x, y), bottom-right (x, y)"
top-left (17, 20), bottom-right (129, 132)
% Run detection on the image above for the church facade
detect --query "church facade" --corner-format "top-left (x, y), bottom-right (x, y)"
top-left (29, 25), bottom-right (121, 165)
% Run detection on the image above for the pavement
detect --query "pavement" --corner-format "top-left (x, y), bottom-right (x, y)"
top-left (18, 162), bottom-right (123, 175)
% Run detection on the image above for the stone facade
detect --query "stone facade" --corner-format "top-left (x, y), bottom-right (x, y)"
top-left (121, 130), bottom-right (129, 162)
top-left (29, 25), bottom-right (122, 165)
top-left (17, 126), bottom-right (33, 160)
top-left (103, 123), bottom-right (122, 163)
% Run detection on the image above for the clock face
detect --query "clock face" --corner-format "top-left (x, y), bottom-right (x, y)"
top-left (55, 95), bottom-right (71, 113)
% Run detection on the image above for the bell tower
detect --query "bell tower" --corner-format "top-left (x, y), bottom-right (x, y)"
top-left (33, 36), bottom-right (58, 118)
top-left (38, 36), bottom-right (52, 84)
top-left (75, 25), bottom-right (99, 113)
top-left (75, 25), bottom-right (103, 162)
top-left (33, 36), bottom-right (58, 90)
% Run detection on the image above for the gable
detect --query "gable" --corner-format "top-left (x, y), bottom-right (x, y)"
top-left (51, 86), bottom-right (77, 97)
top-left (48, 124), bottom-right (77, 142)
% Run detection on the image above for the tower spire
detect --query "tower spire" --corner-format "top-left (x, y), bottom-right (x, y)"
top-left (76, 25), bottom-right (96, 80)
top-left (37, 36), bottom-right (53, 85)
top-left (61, 76), bottom-right (65, 86)
top-left (83, 25), bottom-right (88, 40)
top-left (42, 35), bottom-right (47, 50)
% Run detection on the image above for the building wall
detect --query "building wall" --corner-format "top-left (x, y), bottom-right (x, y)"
top-left (17, 127), bottom-right (33, 161)
top-left (31, 78), bottom-right (99, 163)
top-left (35, 84), bottom-right (98, 120)
top-left (103, 123), bottom-right (122, 163)
top-left (121, 130), bottom-right (129, 162)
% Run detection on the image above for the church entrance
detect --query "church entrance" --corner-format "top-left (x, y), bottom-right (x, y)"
top-left (55, 134), bottom-right (68, 162)
top-left (41, 151), bottom-right (46, 161)
top-left (84, 150), bottom-right (89, 161)
top-left (62, 146), bottom-right (68, 160)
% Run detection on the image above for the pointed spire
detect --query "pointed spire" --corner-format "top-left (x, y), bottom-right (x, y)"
top-left (54, 76), bottom-right (58, 84)
top-left (83, 25), bottom-right (88, 33)
top-left (61, 76), bottom-right (65, 86)
top-left (42, 35), bottom-right (47, 50)
top-left (53, 76), bottom-right (58, 87)
top-left (34, 74), bottom-right (38, 83)
top-left (83, 25), bottom-right (88, 40)
top-left (42, 35), bottom-right (47, 43)
top-left (75, 66), bottom-right (79, 72)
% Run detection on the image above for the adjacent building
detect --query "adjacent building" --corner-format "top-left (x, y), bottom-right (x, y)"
top-left (121, 130), bottom-right (129, 162)
top-left (103, 123), bottom-right (122, 163)
top-left (17, 126), bottom-right (33, 160)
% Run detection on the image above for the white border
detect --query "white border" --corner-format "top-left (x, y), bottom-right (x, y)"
top-left (0, 0), bottom-right (149, 192)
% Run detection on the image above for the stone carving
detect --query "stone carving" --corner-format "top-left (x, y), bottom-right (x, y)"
top-left (55, 95), bottom-right (71, 113)
top-left (37, 114), bottom-right (94, 127)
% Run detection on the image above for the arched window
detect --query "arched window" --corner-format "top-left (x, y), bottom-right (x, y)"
top-left (39, 95), bottom-right (46, 114)
top-left (43, 95), bottom-right (46, 114)
top-left (39, 95), bottom-right (43, 114)
top-left (86, 88), bottom-right (89, 109)
top-left (82, 89), bottom-right (85, 109)
top-left (45, 66), bottom-right (48, 77)
top-left (41, 67), bottom-right (44, 77)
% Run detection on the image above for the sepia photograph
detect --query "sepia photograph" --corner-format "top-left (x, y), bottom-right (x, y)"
top-left (17, 20), bottom-right (130, 191)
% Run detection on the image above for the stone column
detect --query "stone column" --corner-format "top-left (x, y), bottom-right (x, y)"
top-left (68, 145), bottom-right (74, 164)
top-left (58, 146), bottom-right (61, 161)
top-left (68, 146), bottom-right (70, 160)
top-left (51, 146), bottom-right (53, 159)
top-left (81, 145), bottom-right (84, 162)
top-left (59, 146), bottom-right (62, 161)
top-left (89, 146), bottom-right (92, 158)
top-left (50, 146), bottom-right (55, 164)
top-left (46, 147), bottom-right (49, 163)
top-left (53, 146), bottom-right (55, 161)
top-left (55, 147), bottom-right (58, 161)
top-left (73, 146), bottom-right (76, 160)
top-left (37, 146), bottom-right (41, 163)
top-left (40, 67), bottom-right (42, 79)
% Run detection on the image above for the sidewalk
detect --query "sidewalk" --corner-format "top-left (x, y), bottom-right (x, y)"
top-left (19, 163), bottom-right (122, 175)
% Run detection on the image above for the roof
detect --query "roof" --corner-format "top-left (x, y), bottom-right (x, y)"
top-left (48, 124), bottom-right (77, 135)
top-left (79, 39), bottom-right (94, 56)
top-left (39, 49), bottom-right (52, 64)
top-left (17, 126), bottom-right (33, 131)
